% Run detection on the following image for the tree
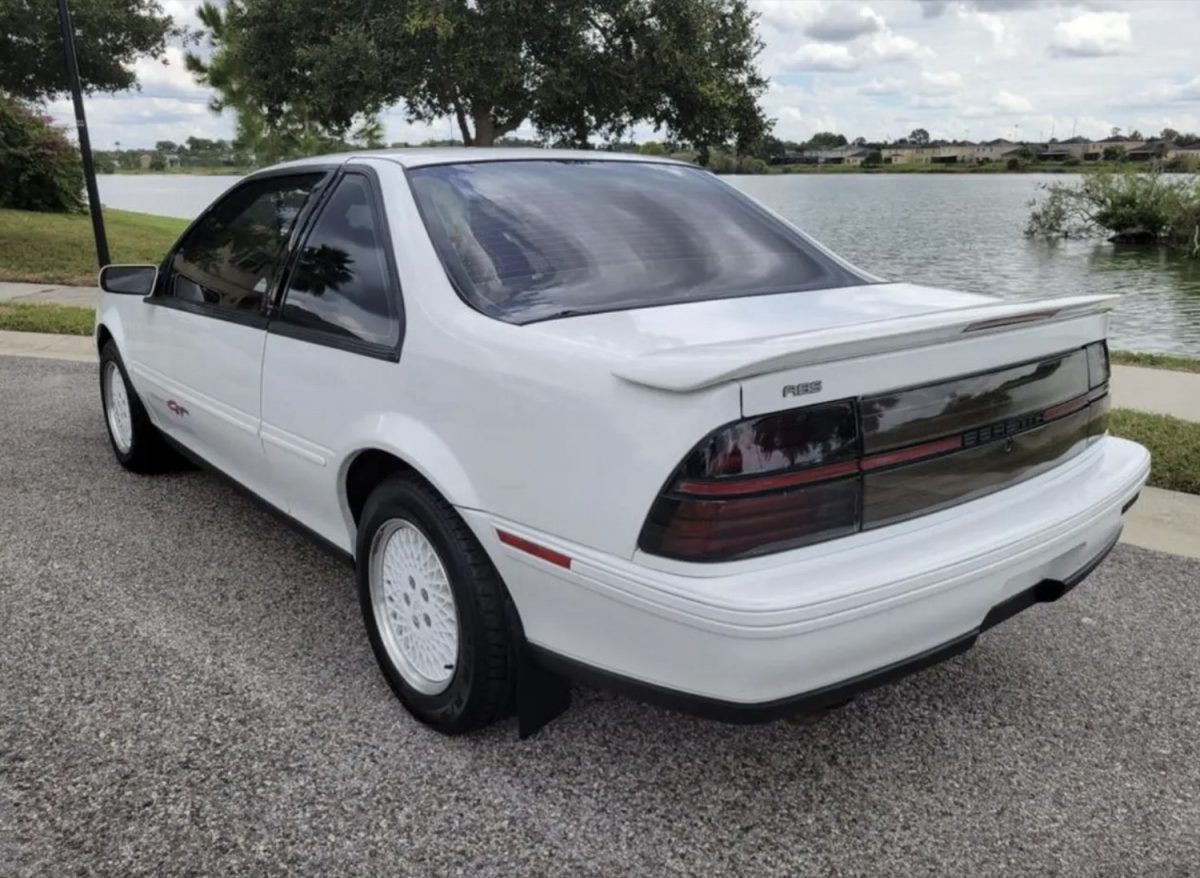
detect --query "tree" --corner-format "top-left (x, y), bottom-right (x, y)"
top-left (0, 0), bottom-right (172, 101)
top-left (908, 127), bottom-right (930, 145)
top-left (1102, 145), bottom-right (1126, 161)
top-left (1160, 127), bottom-right (1180, 143)
top-left (851, 136), bottom-right (866, 146)
top-left (185, 0), bottom-right (383, 163)
top-left (1128, 129), bottom-right (1143, 140)
top-left (191, 0), bottom-right (769, 152)
top-left (862, 149), bottom-right (882, 166)
top-left (155, 140), bottom-right (178, 153)
top-left (806, 131), bottom-right (847, 148)
top-left (1110, 126), bottom-right (1122, 138)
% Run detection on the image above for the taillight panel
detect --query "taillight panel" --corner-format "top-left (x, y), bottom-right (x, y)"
top-left (638, 341), bottom-right (1113, 563)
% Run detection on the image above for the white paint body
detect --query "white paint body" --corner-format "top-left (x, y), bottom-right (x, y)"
top-left (97, 149), bottom-right (1150, 707)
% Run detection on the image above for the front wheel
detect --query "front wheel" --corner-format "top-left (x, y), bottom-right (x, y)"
top-left (99, 341), bottom-right (172, 473)
top-left (357, 475), bottom-right (517, 733)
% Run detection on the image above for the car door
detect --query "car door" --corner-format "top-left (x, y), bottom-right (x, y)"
top-left (260, 168), bottom-right (405, 547)
top-left (125, 170), bottom-right (328, 505)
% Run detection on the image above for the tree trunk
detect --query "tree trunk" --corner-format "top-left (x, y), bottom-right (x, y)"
top-left (472, 109), bottom-right (496, 146)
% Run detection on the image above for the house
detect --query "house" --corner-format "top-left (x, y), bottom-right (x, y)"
top-left (1038, 136), bottom-right (1098, 161)
top-left (138, 153), bottom-right (153, 169)
top-left (1125, 140), bottom-right (1170, 161)
top-left (163, 153), bottom-right (181, 168)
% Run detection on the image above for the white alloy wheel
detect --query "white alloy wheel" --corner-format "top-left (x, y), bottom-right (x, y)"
top-left (103, 360), bottom-right (134, 454)
top-left (369, 519), bottom-right (460, 695)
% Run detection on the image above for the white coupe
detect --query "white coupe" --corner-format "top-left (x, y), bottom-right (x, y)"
top-left (95, 149), bottom-right (1150, 736)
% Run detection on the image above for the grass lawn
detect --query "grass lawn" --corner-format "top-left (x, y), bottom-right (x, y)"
top-left (1110, 408), bottom-right (1200, 495)
top-left (0, 302), bottom-right (94, 335)
top-left (0, 207), bottom-right (187, 286)
top-left (1110, 350), bottom-right (1200, 374)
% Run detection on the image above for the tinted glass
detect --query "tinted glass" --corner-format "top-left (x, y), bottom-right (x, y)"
top-left (279, 175), bottom-right (399, 347)
top-left (407, 160), bottom-right (866, 323)
top-left (170, 173), bottom-right (323, 313)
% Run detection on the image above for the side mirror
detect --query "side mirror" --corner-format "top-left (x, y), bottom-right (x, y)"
top-left (99, 264), bottom-right (157, 296)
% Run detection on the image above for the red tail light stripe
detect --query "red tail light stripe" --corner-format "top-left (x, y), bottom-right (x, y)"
top-left (1042, 392), bottom-right (1090, 421)
top-left (676, 459), bottom-right (861, 496)
top-left (859, 435), bottom-right (964, 471)
top-left (497, 530), bottom-right (572, 569)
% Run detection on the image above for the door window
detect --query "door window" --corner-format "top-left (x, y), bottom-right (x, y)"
top-left (277, 174), bottom-right (400, 348)
top-left (168, 173), bottom-right (324, 314)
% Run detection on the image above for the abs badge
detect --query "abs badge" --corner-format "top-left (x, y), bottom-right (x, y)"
top-left (782, 380), bottom-right (823, 398)
top-left (166, 399), bottom-right (189, 417)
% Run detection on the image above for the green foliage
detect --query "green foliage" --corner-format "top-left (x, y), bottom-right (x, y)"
top-left (1005, 157), bottom-right (1023, 171)
top-left (191, 0), bottom-right (769, 153)
top-left (1063, 156), bottom-right (1082, 167)
top-left (148, 153), bottom-right (166, 171)
top-left (0, 95), bottom-right (83, 213)
top-left (93, 154), bottom-right (116, 174)
top-left (908, 128), bottom-right (930, 145)
top-left (0, 0), bottom-right (172, 100)
top-left (806, 131), bottom-right (847, 148)
top-left (863, 149), bottom-right (882, 166)
top-left (184, 1), bottom-right (382, 164)
top-left (1102, 145), bottom-right (1126, 161)
top-left (1026, 168), bottom-right (1200, 257)
top-left (638, 141), bottom-right (667, 155)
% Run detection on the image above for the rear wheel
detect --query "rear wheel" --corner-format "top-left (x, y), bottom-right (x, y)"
top-left (99, 341), bottom-right (173, 473)
top-left (357, 475), bottom-right (517, 733)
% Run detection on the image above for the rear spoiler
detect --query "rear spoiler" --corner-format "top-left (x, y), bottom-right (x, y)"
top-left (612, 294), bottom-right (1119, 392)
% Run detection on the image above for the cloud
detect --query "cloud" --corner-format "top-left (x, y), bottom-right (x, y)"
top-left (866, 30), bottom-right (934, 63)
top-left (858, 77), bottom-right (905, 96)
top-left (993, 89), bottom-right (1033, 112)
top-left (1050, 11), bottom-right (1132, 57)
top-left (803, 5), bottom-right (885, 42)
top-left (919, 70), bottom-right (963, 94)
top-left (782, 43), bottom-right (861, 73)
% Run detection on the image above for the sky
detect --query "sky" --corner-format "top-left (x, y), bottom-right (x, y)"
top-left (48, 0), bottom-right (1200, 150)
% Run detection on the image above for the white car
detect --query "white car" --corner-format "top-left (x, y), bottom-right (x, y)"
top-left (96, 149), bottom-right (1150, 736)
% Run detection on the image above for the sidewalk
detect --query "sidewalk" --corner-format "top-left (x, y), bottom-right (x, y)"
top-left (0, 281), bottom-right (97, 308)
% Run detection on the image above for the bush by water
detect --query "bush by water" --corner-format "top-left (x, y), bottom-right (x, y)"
top-left (1026, 168), bottom-right (1200, 256)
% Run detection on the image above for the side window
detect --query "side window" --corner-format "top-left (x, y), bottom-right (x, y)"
top-left (278, 174), bottom-right (400, 348)
top-left (168, 173), bottom-right (324, 314)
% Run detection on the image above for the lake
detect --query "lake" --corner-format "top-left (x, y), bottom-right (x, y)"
top-left (96, 172), bottom-right (1200, 357)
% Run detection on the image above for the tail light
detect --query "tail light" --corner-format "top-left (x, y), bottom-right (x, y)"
top-left (640, 340), bottom-right (1114, 563)
top-left (639, 402), bottom-right (862, 561)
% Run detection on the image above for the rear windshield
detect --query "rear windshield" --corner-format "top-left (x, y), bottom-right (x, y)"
top-left (406, 160), bottom-right (867, 323)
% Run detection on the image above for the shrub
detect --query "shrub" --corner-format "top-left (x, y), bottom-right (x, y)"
top-left (1005, 157), bottom-right (1023, 171)
top-left (149, 153), bottom-right (167, 171)
top-left (703, 150), bottom-right (738, 173)
top-left (1026, 167), bottom-right (1200, 256)
top-left (1064, 156), bottom-right (1082, 167)
top-left (735, 155), bottom-right (769, 174)
top-left (0, 95), bottom-right (84, 213)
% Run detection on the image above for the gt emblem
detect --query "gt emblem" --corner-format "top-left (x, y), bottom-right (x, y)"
top-left (166, 399), bottom-right (189, 417)
top-left (782, 380), bottom-right (823, 398)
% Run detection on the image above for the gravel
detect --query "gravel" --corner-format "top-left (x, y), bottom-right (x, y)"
top-left (2, 355), bottom-right (1199, 877)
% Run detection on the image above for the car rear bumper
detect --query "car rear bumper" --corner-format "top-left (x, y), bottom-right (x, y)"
top-left (462, 435), bottom-right (1149, 713)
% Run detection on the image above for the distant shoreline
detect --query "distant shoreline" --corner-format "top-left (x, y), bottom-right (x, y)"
top-left (103, 160), bottom-right (1187, 177)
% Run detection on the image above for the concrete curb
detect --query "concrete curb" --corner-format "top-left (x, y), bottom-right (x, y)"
top-left (0, 330), bottom-right (95, 363)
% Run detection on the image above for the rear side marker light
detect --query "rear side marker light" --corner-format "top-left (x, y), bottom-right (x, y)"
top-left (497, 530), bottom-right (572, 569)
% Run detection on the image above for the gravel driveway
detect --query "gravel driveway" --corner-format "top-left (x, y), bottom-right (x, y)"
top-left (2, 355), bottom-right (1198, 876)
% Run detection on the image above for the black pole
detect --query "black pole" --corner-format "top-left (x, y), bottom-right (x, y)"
top-left (56, 0), bottom-right (110, 267)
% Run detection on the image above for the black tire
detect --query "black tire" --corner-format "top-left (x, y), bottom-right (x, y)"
top-left (99, 341), bottom-right (173, 473)
top-left (356, 474), bottom-right (517, 734)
